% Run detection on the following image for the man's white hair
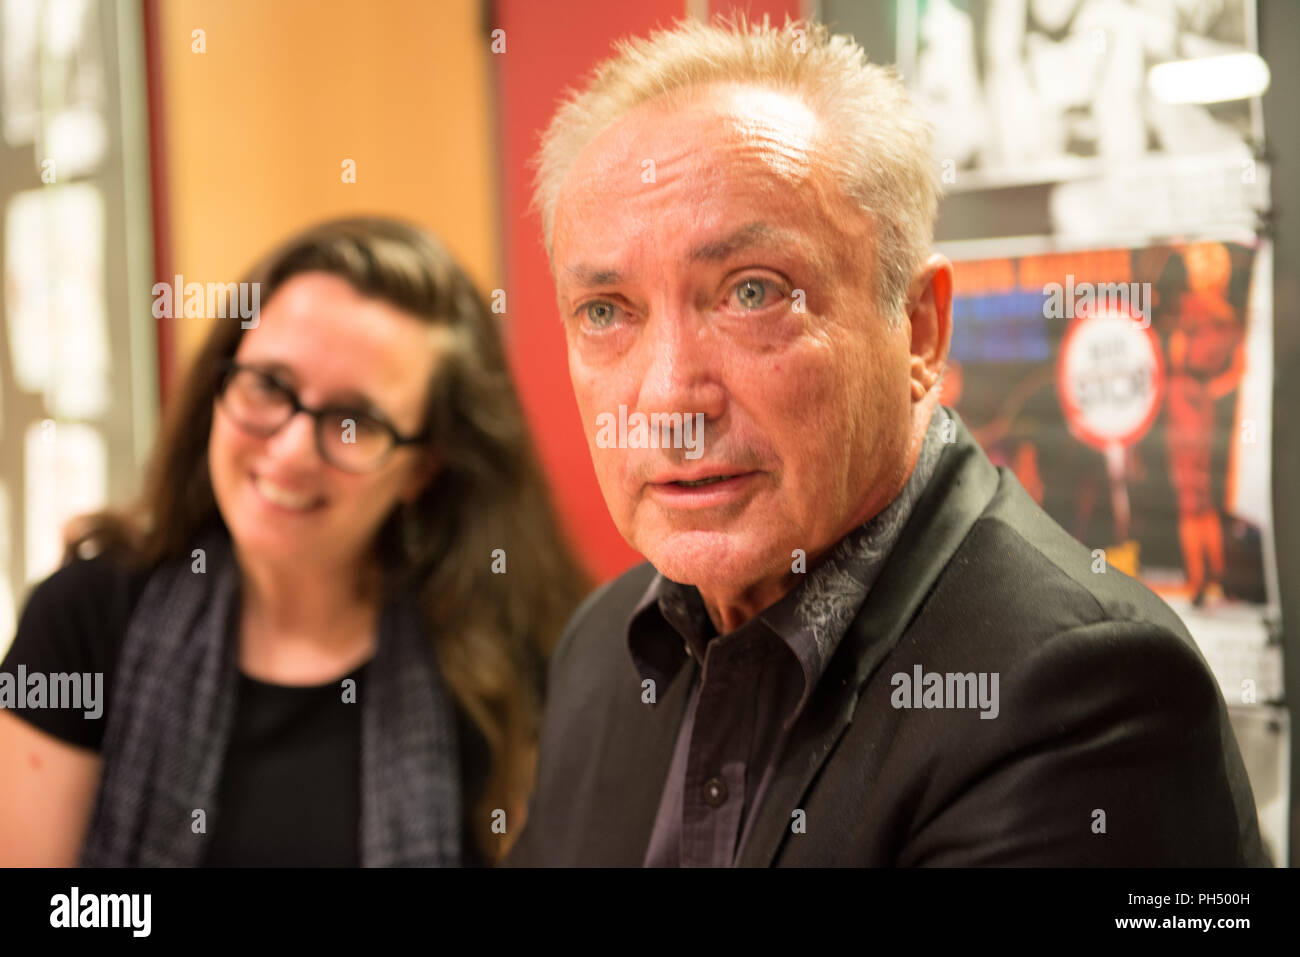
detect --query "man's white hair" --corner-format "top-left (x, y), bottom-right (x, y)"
top-left (531, 15), bottom-right (942, 320)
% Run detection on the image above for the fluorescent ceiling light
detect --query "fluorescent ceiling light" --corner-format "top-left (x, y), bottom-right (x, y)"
top-left (1148, 53), bottom-right (1271, 104)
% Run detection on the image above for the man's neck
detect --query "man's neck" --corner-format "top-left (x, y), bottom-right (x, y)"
top-left (700, 570), bottom-right (803, 635)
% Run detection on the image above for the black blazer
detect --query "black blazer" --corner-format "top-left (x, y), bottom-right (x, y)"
top-left (507, 410), bottom-right (1269, 866)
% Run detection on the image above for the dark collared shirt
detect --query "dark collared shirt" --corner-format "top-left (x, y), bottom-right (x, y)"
top-left (629, 406), bottom-right (951, 867)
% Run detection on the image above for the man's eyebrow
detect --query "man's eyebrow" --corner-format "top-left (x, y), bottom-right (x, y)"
top-left (563, 264), bottom-right (624, 287)
top-left (688, 222), bottom-right (787, 263)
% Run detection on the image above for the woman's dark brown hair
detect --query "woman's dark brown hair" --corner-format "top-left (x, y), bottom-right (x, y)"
top-left (66, 216), bottom-right (591, 862)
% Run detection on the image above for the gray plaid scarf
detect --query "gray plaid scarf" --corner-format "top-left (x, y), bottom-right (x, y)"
top-left (79, 523), bottom-right (461, 867)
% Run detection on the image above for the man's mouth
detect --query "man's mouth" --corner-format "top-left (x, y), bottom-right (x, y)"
top-left (672, 474), bottom-right (739, 487)
top-left (646, 471), bottom-right (760, 508)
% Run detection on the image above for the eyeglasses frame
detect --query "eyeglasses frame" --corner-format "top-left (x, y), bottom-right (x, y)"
top-left (215, 359), bottom-right (431, 473)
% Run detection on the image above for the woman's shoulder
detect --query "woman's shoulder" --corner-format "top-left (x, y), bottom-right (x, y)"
top-left (1, 550), bottom-right (154, 749)
top-left (18, 549), bottom-right (153, 649)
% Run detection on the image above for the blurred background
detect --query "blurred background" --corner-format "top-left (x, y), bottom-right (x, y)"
top-left (0, 0), bottom-right (1294, 864)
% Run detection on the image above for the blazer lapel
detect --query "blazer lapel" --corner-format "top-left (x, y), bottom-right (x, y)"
top-left (737, 409), bottom-right (1001, 866)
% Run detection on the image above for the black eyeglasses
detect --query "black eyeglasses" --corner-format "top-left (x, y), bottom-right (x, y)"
top-left (215, 360), bottom-right (429, 473)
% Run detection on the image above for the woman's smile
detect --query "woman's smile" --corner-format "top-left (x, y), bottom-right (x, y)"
top-left (250, 471), bottom-right (326, 513)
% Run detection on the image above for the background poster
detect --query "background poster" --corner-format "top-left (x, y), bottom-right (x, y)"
top-left (940, 233), bottom-right (1280, 693)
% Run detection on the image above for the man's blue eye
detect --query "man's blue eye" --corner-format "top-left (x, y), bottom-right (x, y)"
top-left (584, 302), bottom-right (617, 326)
top-left (733, 279), bottom-right (774, 310)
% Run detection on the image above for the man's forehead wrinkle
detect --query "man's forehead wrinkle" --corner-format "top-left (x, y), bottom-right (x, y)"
top-left (553, 90), bottom-right (860, 291)
top-left (560, 135), bottom-right (694, 217)
top-left (720, 107), bottom-right (820, 181)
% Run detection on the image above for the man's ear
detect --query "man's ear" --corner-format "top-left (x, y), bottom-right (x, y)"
top-left (905, 253), bottom-right (954, 403)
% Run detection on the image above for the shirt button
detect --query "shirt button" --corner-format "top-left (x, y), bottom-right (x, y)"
top-left (703, 776), bottom-right (728, 807)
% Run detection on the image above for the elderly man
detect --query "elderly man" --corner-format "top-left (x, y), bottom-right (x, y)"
top-left (506, 18), bottom-right (1267, 866)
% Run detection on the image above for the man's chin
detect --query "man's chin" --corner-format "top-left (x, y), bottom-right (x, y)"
top-left (635, 528), bottom-right (782, 592)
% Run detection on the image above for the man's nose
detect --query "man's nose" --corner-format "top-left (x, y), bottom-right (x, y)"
top-left (634, 307), bottom-right (726, 421)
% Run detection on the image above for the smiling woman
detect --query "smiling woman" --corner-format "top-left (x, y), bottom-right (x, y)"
top-left (0, 217), bottom-right (589, 867)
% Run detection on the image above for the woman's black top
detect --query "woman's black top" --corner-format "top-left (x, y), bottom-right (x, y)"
top-left (0, 554), bottom-right (490, 867)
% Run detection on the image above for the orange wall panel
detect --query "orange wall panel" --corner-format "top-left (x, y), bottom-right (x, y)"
top-left (157, 0), bottom-right (498, 371)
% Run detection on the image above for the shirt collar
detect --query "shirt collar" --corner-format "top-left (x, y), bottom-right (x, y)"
top-left (626, 406), bottom-right (952, 727)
